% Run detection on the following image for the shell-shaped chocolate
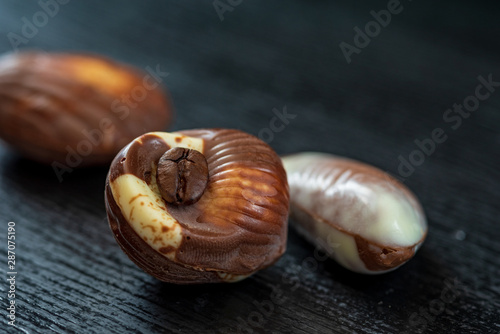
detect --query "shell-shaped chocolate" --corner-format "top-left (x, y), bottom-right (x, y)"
top-left (282, 152), bottom-right (427, 274)
top-left (105, 129), bottom-right (289, 283)
top-left (0, 51), bottom-right (172, 166)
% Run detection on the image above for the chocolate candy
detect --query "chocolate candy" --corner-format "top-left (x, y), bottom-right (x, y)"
top-left (105, 129), bottom-right (290, 283)
top-left (0, 51), bottom-right (172, 167)
top-left (282, 152), bottom-right (427, 274)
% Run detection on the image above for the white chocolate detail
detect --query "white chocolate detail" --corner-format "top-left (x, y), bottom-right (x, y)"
top-left (366, 192), bottom-right (424, 247)
top-left (111, 174), bottom-right (182, 260)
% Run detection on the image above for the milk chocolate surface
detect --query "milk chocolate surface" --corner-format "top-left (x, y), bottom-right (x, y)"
top-left (0, 51), bottom-right (172, 166)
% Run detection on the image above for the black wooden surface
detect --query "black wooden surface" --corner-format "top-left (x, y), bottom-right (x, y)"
top-left (0, 1), bottom-right (499, 333)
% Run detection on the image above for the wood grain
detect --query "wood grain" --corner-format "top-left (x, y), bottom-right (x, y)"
top-left (0, 0), bottom-right (499, 333)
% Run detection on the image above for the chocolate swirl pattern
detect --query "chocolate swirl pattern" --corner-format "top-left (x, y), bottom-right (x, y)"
top-left (0, 51), bottom-right (172, 165)
top-left (282, 152), bottom-right (427, 274)
top-left (105, 129), bottom-right (289, 283)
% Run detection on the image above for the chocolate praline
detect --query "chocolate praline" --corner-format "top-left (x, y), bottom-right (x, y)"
top-left (105, 129), bottom-right (289, 283)
top-left (282, 152), bottom-right (428, 274)
top-left (0, 51), bottom-right (172, 166)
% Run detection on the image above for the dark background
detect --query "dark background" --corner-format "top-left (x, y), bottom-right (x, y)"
top-left (0, 0), bottom-right (499, 333)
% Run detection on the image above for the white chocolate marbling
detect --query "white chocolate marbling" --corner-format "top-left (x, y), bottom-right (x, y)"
top-left (282, 152), bottom-right (427, 274)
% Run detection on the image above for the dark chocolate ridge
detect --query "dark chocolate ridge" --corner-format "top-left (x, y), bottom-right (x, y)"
top-left (0, 51), bottom-right (172, 166)
top-left (169, 129), bottom-right (289, 274)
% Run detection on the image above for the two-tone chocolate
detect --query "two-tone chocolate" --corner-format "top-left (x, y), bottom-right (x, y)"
top-left (282, 152), bottom-right (427, 274)
top-left (105, 129), bottom-right (289, 283)
top-left (0, 51), bottom-right (172, 166)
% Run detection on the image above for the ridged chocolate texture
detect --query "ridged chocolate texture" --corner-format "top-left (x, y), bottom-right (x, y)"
top-left (0, 51), bottom-right (172, 166)
top-left (105, 129), bottom-right (289, 283)
top-left (282, 152), bottom-right (427, 274)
